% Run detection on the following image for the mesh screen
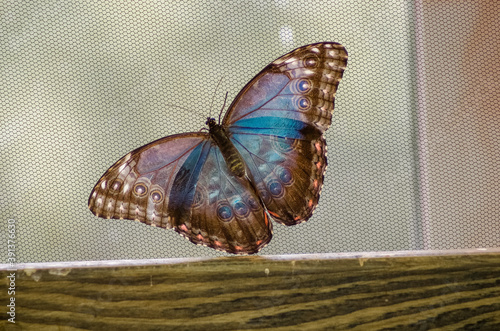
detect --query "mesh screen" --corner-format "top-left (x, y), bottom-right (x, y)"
top-left (1, 0), bottom-right (498, 263)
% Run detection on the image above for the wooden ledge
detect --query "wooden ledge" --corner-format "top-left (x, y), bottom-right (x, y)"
top-left (2, 251), bottom-right (500, 330)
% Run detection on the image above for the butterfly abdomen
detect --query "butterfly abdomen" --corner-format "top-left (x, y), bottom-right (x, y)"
top-left (208, 122), bottom-right (246, 178)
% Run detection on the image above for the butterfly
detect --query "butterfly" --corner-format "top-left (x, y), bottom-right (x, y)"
top-left (88, 42), bottom-right (348, 254)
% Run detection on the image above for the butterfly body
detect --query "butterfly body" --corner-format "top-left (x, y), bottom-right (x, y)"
top-left (89, 42), bottom-right (347, 254)
top-left (206, 117), bottom-right (246, 178)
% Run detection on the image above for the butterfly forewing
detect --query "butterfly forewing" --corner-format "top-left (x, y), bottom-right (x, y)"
top-left (88, 133), bottom-right (208, 226)
top-left (224, 42), bottom-right (348, 132)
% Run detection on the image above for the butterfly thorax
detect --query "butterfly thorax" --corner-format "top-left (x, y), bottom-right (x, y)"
top-left (206, 117), bottom-right (246, 178)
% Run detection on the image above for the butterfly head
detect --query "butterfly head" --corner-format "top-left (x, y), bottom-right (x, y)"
top-left (206, 117), bottom-right (217, 129)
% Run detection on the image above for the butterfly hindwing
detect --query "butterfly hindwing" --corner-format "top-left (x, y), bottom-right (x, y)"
top-left (175, 145), bottom-right (272, 253)
top-left (230, 130), bottom-right (326, 225)
top-left (224, 42), bottom-right (348, 225)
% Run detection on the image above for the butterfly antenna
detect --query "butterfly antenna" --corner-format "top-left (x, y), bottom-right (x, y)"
top-left (209, 77), bottom-right (225, 119)
top-left (218, 92), bottom-right (228, 124)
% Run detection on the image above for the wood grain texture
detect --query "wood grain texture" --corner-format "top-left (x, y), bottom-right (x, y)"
top-left (2, 254), bottom-right (500, 330)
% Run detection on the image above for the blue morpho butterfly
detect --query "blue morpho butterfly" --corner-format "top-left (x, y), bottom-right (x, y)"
top-left (88, 42), bottom-right (348, 254)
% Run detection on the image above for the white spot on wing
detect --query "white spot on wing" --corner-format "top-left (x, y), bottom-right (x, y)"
top-left (118, 163), bottom-right (127, 172)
